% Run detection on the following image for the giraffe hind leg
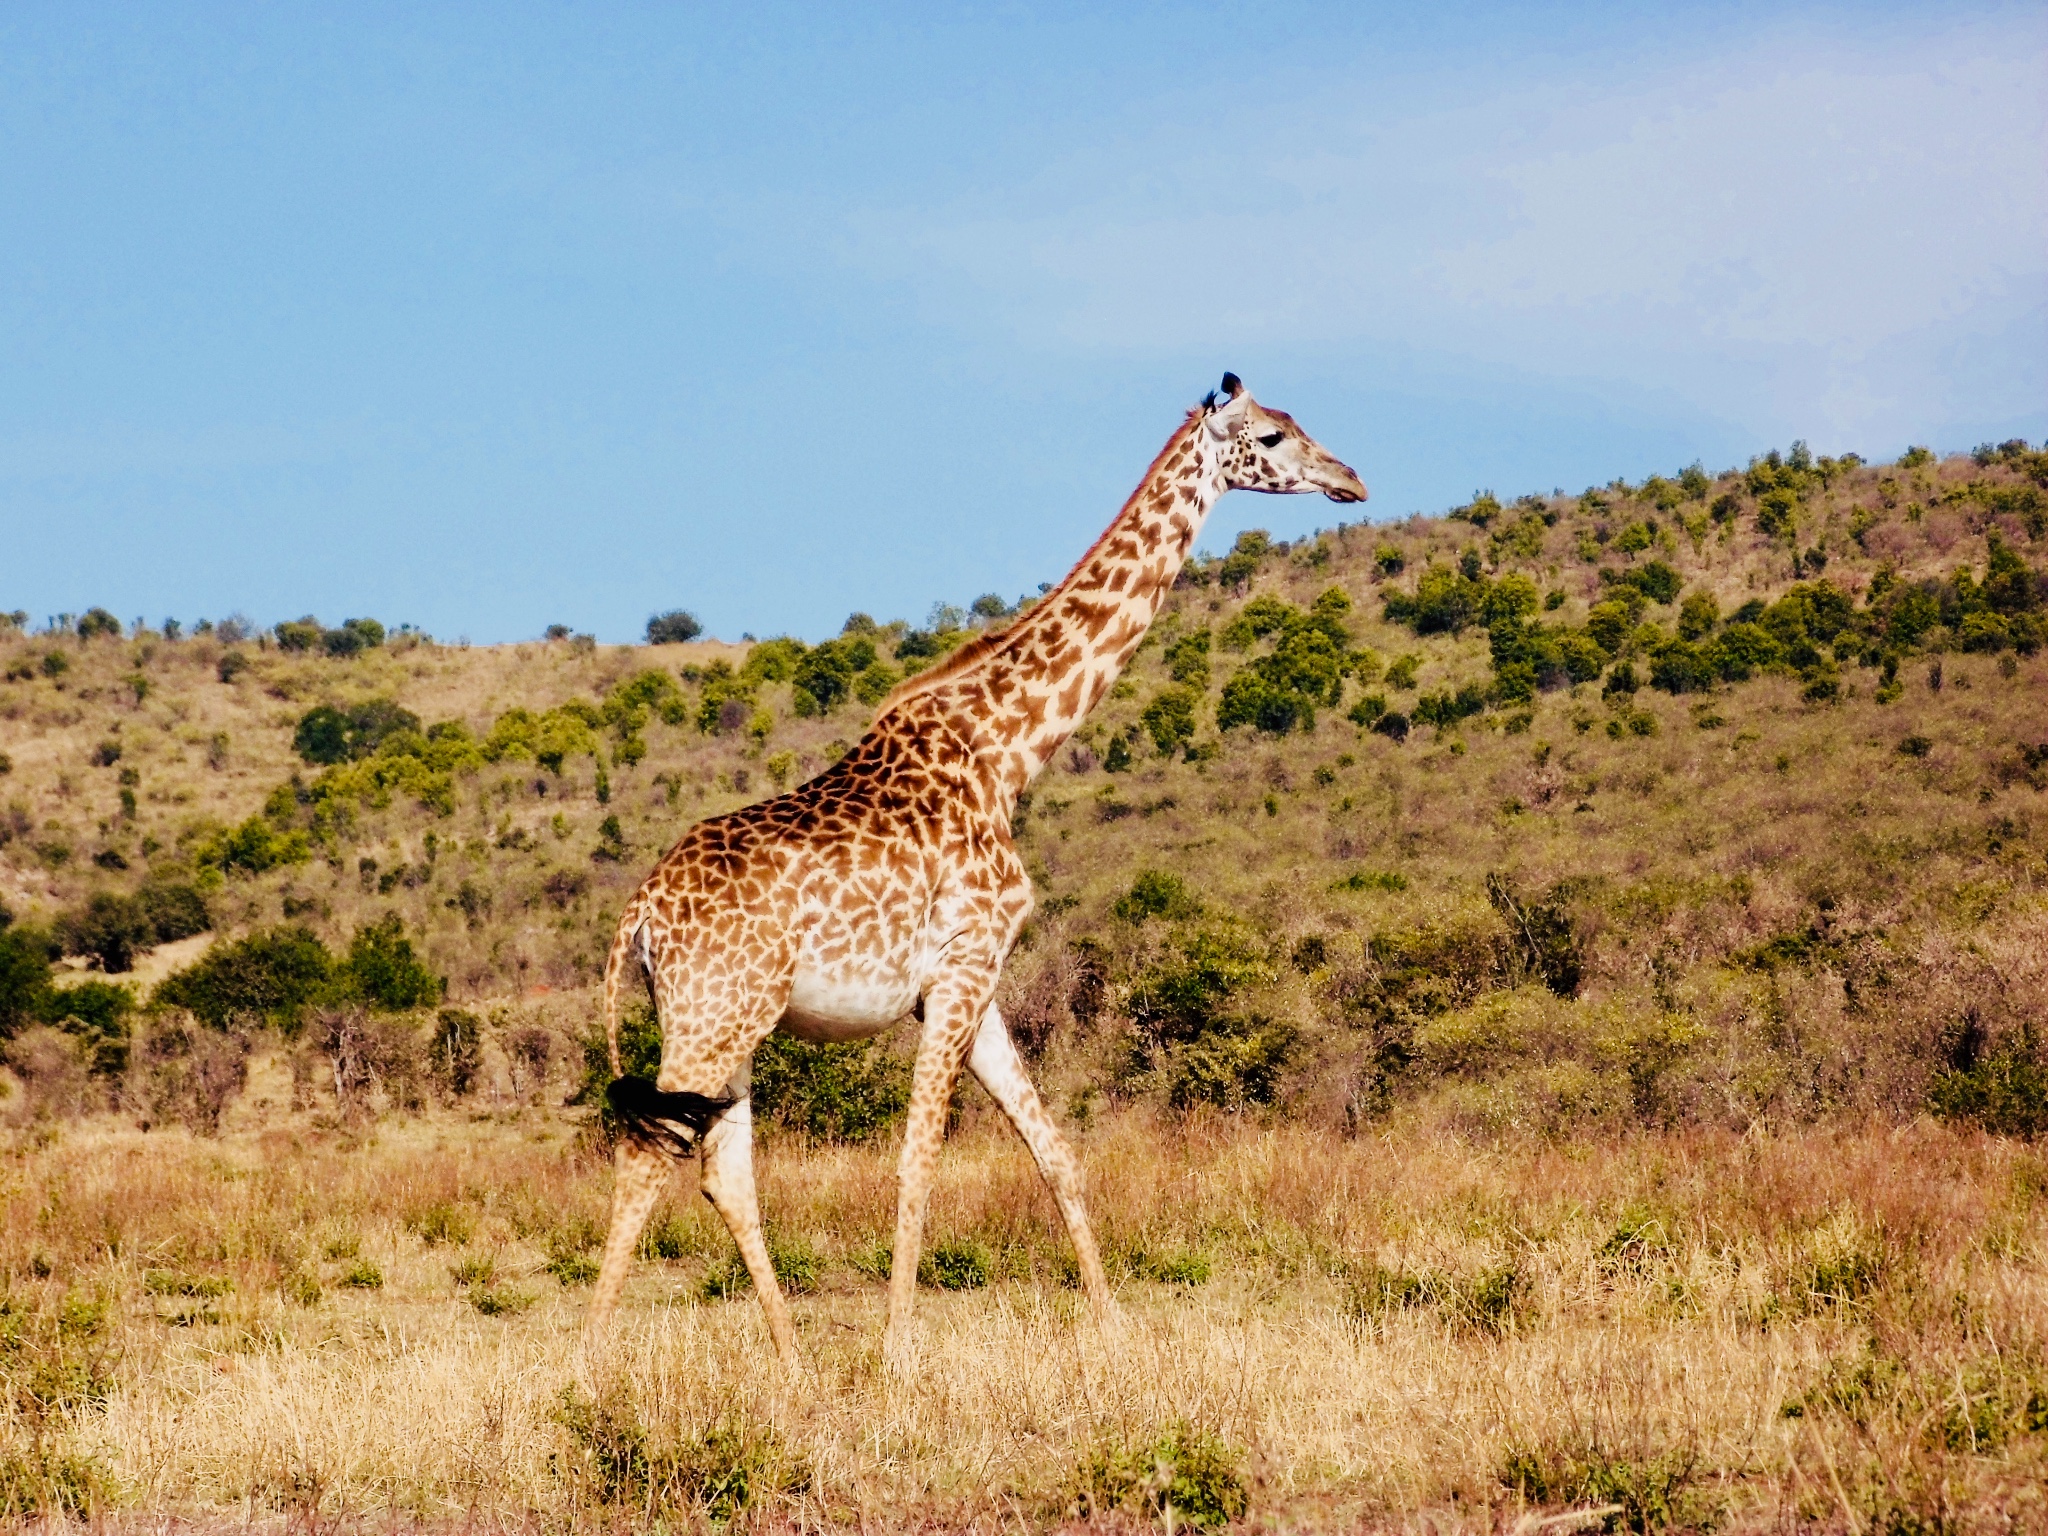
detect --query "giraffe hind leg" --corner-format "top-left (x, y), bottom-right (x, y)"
top-left (584, 1135), bottom-right (673, 1346)
top-left (699, 1093), bottom-right (797, 1362)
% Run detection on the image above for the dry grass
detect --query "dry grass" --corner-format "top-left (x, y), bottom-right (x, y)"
top-left (2, 1097), bottom-right (2044, 1530)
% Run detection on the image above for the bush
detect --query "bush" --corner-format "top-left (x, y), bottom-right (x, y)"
top-left (1413, 684), bottom-right (1487, 730)
top-left (153, 925), bottom-right (335, 1032)
top-left (192, 814), bottom-right (312, 876)
top-left (53, 892), bottom-right (152, 974)
top-left (138, 881), bottom-right (211, 944)
top-left (336, 914), bottom-right (442, 1011)
top-left (1140, 687), bottom-right (1199, 754)
top-left (920, 1235), bottom-right (993, 1290)
top-left (127, 1016), bottom-right (251, 1134)
top-left (1113, 870), bottom-right (1199, 924)
top-left (1166, 1014), bottom-right (1296, 1111)
top-left (1164, 629), bottom-right (1211, 686)
top-left (750, 1032), bottom-right (911, 1144)
top-left (646, 610), bottom-right (703, 645)
top-left (1929, 1018), bottom-right (2047, 1138)
top-left (1071, 1422), bottom-right (1248, 1529)
top-left (0, 925), bottom-right (55, 1034)
top-left (1501, 1442), bottom-right (1704, 1532)
top-left (1127, 926), bottom-right (1273, 1045)
top-left (292, 699), bottom-right (423, 765)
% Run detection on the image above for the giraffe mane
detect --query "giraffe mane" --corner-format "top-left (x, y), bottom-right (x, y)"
top-left (874, 405), bottom-right (1210, 716)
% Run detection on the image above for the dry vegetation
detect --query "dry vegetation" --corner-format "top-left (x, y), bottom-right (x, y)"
top-left (1, 439), bottom-right (2046, 1529)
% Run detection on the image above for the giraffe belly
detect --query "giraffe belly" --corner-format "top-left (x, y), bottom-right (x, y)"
top-left (778, 965), bottom-right (919, 1043)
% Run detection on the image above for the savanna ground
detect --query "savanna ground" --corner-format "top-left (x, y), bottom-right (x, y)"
top-left (4, 1099), bottom-right (2044, 1533)
top-left (3, 440), bottom-right (2047, 1529)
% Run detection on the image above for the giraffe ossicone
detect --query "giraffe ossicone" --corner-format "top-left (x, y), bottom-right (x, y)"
top-left (584, 375), bottom-right (1366, 1365)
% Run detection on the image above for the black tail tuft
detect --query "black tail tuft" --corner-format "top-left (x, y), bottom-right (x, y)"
top-left (605, 1075), bottom-right (735, 1157)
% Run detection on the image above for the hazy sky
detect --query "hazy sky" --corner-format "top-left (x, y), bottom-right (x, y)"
top-left (4, 3), bottom-right (2043, 642)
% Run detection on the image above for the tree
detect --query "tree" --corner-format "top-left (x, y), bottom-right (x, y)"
top-left (338, 915), bottom-right (443, 1011)
top-left (0, 925), bottom-right (55, 1035)
top-left (154, 926), bottom-right (335, 1032)
top-left (646, 610), bottom-right (704, 645)
top-left (55, 892), bottom-right (153, 973)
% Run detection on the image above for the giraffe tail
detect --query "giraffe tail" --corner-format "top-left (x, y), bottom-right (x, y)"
top-left (600, 898), bottom-right (644, 1079)
top-left (598, 899), bottom-right (733, 1155)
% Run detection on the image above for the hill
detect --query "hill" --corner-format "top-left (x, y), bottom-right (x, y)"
top-left (3, 439), bottom-right (2046, 1137)
top-left (2, 439), bottom-right (2046, 1530)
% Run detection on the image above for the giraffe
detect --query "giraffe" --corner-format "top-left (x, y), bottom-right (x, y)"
top-left (585, 374), bottom-right (1366, 1363)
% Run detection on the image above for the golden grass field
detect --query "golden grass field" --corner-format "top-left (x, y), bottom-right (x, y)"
top-left (2, 1089), bottom-right (2044, 1532)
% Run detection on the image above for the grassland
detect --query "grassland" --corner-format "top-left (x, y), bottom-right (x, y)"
top-left (1, 440), bottom-right (2045, 1529)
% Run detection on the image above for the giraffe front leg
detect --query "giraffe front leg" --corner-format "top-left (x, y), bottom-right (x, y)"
top-left (700, 1095), bottom-right (797, 1364)
top-left (883, 983), bottom-right (988, 1366)
top-left (969, 1004), bottom-right (1122, 1337)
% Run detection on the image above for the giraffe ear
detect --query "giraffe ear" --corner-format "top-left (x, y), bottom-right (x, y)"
top-left (1205, 383), bottom-right (1251, 438)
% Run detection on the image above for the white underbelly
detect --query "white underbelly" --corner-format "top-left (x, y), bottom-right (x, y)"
top-left (779, 966), bottom-right (919, 1043)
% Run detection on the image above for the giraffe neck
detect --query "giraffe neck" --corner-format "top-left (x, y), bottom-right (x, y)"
top-left (893, 410), bottom-right (1227, 802)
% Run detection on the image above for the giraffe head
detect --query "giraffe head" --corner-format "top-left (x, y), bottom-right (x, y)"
top-left (1204, 373), bottom-right (1368, 504)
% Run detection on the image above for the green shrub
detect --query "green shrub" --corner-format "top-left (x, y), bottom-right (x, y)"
top-left (449, 1254), bottom-right (497, 1288)
top-left (544, 1252), bottom-right (601, 1286)
top-left (192, 813), bottom-right (312, 877)
top-left (1163, 628), bottom-right (1211, 686)
top-left (470, 1286), bottom-right (536, 1317)
top-left (296, 698), bottom-right (421, 764)
top-left (1485, 873), bottom-right (1584, 998)
top-left (1071, 1421), bottom-right (1248, 1529)
top-left (750, 1032), bottom-right (910, 1144)
top-left (137, 881), bottom-right (211, 944)
top-left (1929, 1019), bottom-right (2047, 1138)
top-left (1127, 926), bottom-right (1273, 1045)
top-left (920, 1235), bottom-right (993, 1290)
top-left (153, 925), bottom-right (334, 1031)
top-left (53, 892), bottom-right (153, 973)
top-left (337, 1259), bottom-right (383, 1290)
top-left (1501, 1442), bottom-right (1704, 1532)
top-left (1346, 692), bottom-right (1387, 728)
top-left (553, 1386), bottom-right (805, 1522)
top-left (336, 914), bottom-right (442, 1011)
top-left (699, 1234), bottom-right (822, 1300)
top-left (1215, 528), bottom-right (1270, 590)
top-left (407, 1201), bottom-right (476, 1247)
top-left (1413, 684), bottom-right (1486, 730)
top-left (1166, 1015), bottom-right (1296, 1111)
top-left (1113, 870), bottom-right (1199, 924)
top-left (1140, 686), bottom-right (1200, 754)
top-left (1332, 869), bottom-right (1407, 893)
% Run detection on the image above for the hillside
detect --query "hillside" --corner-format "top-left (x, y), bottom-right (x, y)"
top-left (4, 439), bottom-right (2048, 1531)
top-left (2, 439), bottom-right (2045, 1137)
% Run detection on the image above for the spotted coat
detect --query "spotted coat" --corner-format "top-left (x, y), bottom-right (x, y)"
top-left (584, 376), bottom-right (1366, 1364)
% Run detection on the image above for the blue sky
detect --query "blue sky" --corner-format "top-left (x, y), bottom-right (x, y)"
top-left (3, 3), bottom-right (2043, 643)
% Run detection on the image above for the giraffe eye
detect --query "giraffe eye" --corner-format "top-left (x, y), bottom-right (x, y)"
top-left (1256, 431), bottom-right (1285, 448)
